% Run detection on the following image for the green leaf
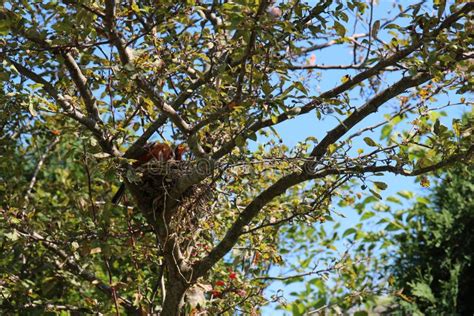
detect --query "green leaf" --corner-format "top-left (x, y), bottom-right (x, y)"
top-left (131, 2), bottom-right (140, 13)
top-left (374, 181), bottom-right (388, 190)
top-left (433, 118), bottom-right (441, 135)
top-left (371, 20), bottom-right (381, 38)
top-left (361, 211), bottom-right (375, 220)
top-left (262, 81), bottom-right (273, 96)
top-left (291, 302), bottom-right (304, 316)
top-left (343, 228), bottom-right (357, 237)
top-left (333, 21), bottom-right (346, 37)
top-left (387, 196), bottom-right (402, 204)
top-left (294, 82), bottom-right (308, 95)
top-left (410, 282), bottom-right (436, 303)
top-left (369, 189), bottom-right (382, 200)
top-left (385, 222), bottom-right (400, 231)
top-left (398, 190), bottom-right (414, 199)
top-left (381, 125), bottom-right (392, 140)
top-left (235, 135), bottom-right (246, 147)
top-left (363, 137), bottom-right (377, 147)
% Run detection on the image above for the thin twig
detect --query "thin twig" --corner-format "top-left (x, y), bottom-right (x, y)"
top-left (24, 137), bottom-right (59, 205)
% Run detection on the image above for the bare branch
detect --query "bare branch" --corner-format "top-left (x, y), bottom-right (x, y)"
top-left (235, 0), bottom-right (270, 101)
top-left (292, 0), bottom-right (426, 57)
top-left (289, 63), bottom-right (374, 70)
top-left (298, 33), bottom-right (368, 54)
top-left (254, 255), bottom-right (348, 281)
top-left (298, 1), bottom-right (332, 27)
top-left (346, 84), bottom-right (448, 141)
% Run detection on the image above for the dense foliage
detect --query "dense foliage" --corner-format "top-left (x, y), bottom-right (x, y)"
top-left (390, 164), bottom-right (474, 315)
top-left (0, 0), bottom-right (473, 314)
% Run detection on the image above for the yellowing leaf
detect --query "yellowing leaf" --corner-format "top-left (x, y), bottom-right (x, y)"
top-left (341, 74), bottom-right (350, 83)
top-left (371, 20), bottom-right (381, 38)
top-left (90, 247), bottom-right (101, 254)
top-left (420, 176), bottom-right (430, 187)
top-left (418, 89), bottom-right (429, 99)
top-left (131, 3), bottom-right (140, 13)
top-left (327, 144), bottom-right (337, 154)
top-left (93, 152), bottom-right (111, 158)
top-left (28, 103), bottom-right (38, 117)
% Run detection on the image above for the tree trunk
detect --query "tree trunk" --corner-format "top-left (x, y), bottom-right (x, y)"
top-left (161, 281), bottom-right (187, 316)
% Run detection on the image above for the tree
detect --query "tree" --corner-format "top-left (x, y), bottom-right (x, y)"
top-left (389, 164), bottom-right (474, 315)
top-left (0, 0), bottom-right (473, 314)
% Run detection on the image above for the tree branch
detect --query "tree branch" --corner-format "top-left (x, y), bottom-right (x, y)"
top-left (254, 253), bottom-right (349, 281)
top-left (192, 172), bottom-right (307, 278)
top-left (212, 2), bottom-right (473, 160)
top-left (24, 137), bottom-right (60, 204)
top-left (297, 33), bottom-right (368, 54)
top-left (193, 42), bottom-right (472, 278)
top-left (235, 0), bottom-right (269, 101)
top-left (242, 175), bottom-right (349, 234)
top-left (313, 145), bottom-right (474, 178)
top-left (1, 55), bottom-right (120, 156)
top-left (61, 51), bottom-right (101, 122)
top-left (15, 228), bottom-right (138, 313)
top-left (288, 63), bottom-right (373, 70)
top-left (99, 1), bottom-right (207, 157)
top-left (309, 72), bottom-right (431, 161)
top-left (104, 0), bottom-right (133, 65)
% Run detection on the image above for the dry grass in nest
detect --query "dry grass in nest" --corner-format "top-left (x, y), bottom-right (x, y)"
top-left (136, 161), bottom-right (214, 236)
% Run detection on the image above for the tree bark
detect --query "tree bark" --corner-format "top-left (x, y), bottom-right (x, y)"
top-left (161, 281), bottom-right (187, 316)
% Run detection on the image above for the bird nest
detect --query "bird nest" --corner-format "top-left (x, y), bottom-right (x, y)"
top-left (135, 160), bottom-right (214, 235)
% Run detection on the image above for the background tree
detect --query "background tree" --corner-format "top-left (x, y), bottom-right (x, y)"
top-left (0, 0), bottom-right (473, 314)
top-left (274, 150), bottom-right (473, 315)
top-left (388, 163), bottom-right (474, 315)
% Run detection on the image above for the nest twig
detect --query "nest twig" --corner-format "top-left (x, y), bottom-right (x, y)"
top-left (134, 161), bottom-right (214, 238)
